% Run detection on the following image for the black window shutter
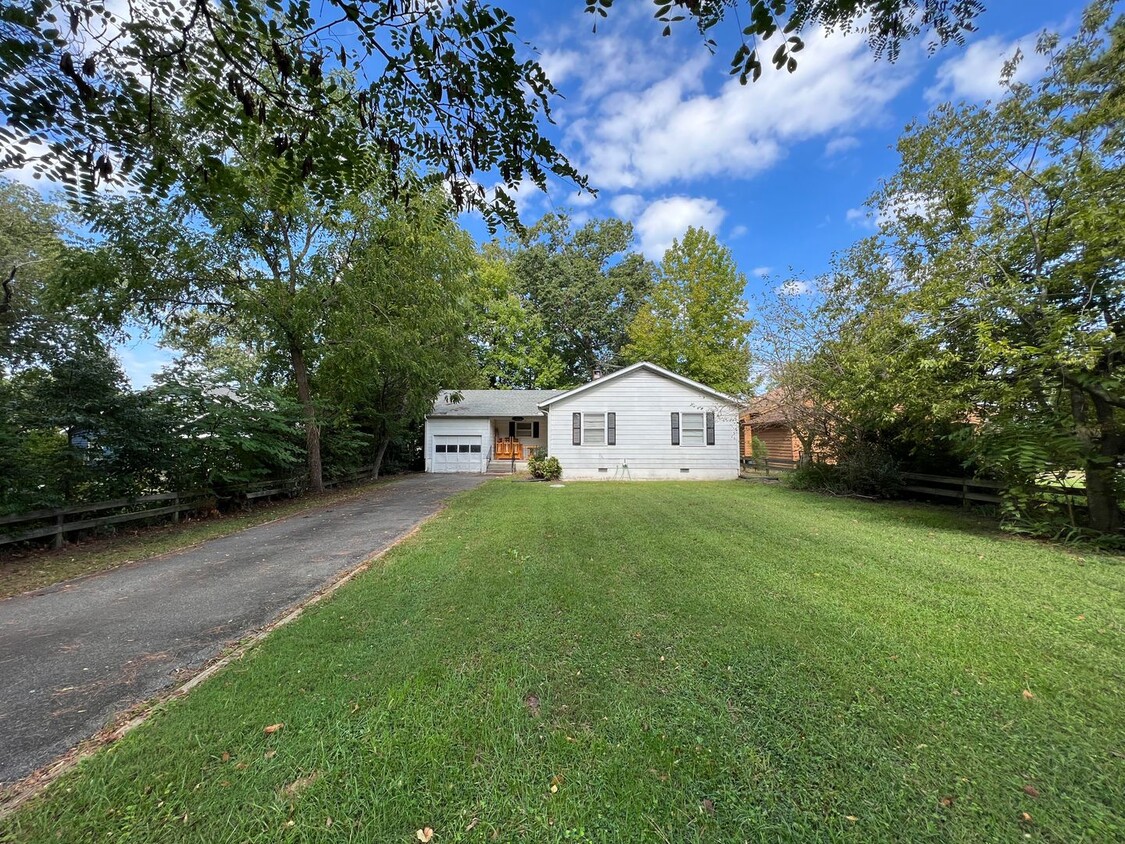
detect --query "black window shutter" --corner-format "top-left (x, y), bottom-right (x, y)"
top-left (607, 412), bottom-right (616, 446)
top-left (533, 421), bottom-right (540, 439)
top-left (671, 412), bottom-right (680, 446)
top-left (706, 411), bottom-right (716, 445)
top-left (508, 420), bottom-right (516, 437)
top-left (572, 412), bottom-right (582, 445)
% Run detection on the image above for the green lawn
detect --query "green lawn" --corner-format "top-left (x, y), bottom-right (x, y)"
top-left (3, 481), bottom-right (1122, 843)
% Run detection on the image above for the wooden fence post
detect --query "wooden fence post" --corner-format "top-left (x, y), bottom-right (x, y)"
top-left (173, 493), bottom-right (180, 524)
top-left (962, 480), bottom-right (969, 509)
top-left (54, 513), bottom-right (64, 549)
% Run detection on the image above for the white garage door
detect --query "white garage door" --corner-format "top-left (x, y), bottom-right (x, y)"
top-left (432, 435), bottom-right (482, 473)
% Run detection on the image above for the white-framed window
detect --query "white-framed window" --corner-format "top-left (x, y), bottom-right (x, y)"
top-left (583, 412), bottom-right (606, 446)
top-left (681, 412), bottom-right (705, 446)
top-left (515, 420), bottom-right (534, 438)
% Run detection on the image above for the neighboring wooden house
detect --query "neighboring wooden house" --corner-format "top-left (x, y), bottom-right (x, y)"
top-left (424, 362), bottom-right (741, 479)
top-left (740, 388), bottom-right (806, 465)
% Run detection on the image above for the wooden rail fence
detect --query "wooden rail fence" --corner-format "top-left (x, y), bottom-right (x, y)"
top-left (0, 464), bottom-right (381, 549)
top-left (900, 472), bottom-right (1086, 509)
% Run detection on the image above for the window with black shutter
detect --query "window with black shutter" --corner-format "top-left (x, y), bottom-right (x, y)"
top-left (705, 411), bottom-right (715, 446)
top-left (671, 412), bottom-right (680, 445)
top-left (572, 412), bottom-right (582, 445)
top-left (607, 412), bottom-right (616, 446)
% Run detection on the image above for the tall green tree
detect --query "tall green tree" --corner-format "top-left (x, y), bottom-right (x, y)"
top-left (509, 213), bottom-right (654, 385)
top-left (471, 246), bottom-right (564, 389)
top-left (319, 192), bottom-right (479, 476)
top-left (802, 1), bottom-right (1124, 532)
top-left (624, 227), bottom-right (753, 395)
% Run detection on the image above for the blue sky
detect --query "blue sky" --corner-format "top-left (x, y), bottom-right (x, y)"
top-left (64, 1), bottom-right (1094, 385)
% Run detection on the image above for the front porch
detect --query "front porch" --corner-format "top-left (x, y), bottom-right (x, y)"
top-left (488, 415), bottom-right (547, 471)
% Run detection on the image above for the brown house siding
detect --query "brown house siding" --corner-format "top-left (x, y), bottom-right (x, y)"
top-left (753, 425), bottom-right (802, 463)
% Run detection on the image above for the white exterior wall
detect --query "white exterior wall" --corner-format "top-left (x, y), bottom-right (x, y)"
top-left (544, 369), bottom-right (740, 480)
top-left (424, 416), bottom-right (491, 473)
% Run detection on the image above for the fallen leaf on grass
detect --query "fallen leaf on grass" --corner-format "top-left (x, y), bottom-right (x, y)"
top-left (1022, 689), bottom-right (1035, 700)
top-left (525, 693), bottom-right (541, 717)
top-left (416, 827), bottom-right (434, 842)
top-left (466, 817), bottom-right (479, 832)
top-left (1019, 812), bottom-right (1033, 822)
top-left (940, 796), bottom-right (954, 808)
top-left (1023, 785), bottom-right (1041, 798)
top-left (845, 815), bottom-right (858, 822)
top-left (264, 723), bottom-right (284, 735)
top-left (326, 817), bottom-right (333, 828)
top-left (701, 798), bottom-right (715, 816)
top-left (264, 750), bottom-right (277, 759)
top-left (220, 751), bottom-right (230, 762)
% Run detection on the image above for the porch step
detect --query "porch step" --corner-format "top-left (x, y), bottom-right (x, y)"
top-left (487, 460), bottom-right (529, 474)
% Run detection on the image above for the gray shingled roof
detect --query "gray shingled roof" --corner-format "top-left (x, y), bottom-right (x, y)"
top-left (429, 389), bottom-right (562, 418)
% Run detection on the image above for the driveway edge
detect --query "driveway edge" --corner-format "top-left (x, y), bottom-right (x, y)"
top-left (0, 506), bottom-right (444, 820)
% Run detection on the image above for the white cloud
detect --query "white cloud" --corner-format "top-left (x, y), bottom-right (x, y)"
top-left (560, 25), bottom-right (915, 193)
top-left (926, 34), bottom-right (1048, 103)
top-left (845, 207), bottom-right (869, 226)
top-left (775, 279), bottom-right (812, 295)
top-left (824, 135), bottom-right (861, 156)
top-left (633, 195), bottom-right (725, 259)
top-left (609, 193), bottom-right (644, 218)
top-left (751, 266), bottom-right (772, 278)
top-left (729, 225), bottom-right (749, 240)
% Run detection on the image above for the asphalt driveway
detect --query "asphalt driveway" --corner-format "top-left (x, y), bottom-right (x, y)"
top-left (0, 472), bottom-right (487, 786)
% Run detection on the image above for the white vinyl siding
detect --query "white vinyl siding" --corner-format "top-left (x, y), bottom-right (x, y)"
top-left (545, 368), bottom-right (739, 480)
top-left (582, 412), bottom-right (606, 446)
top-left (680, 412), bottom-right (705, 446)
top-left (423, 417), bottom-right (491, 474)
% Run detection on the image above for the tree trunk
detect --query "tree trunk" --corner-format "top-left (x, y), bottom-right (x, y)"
top-left (372, 437), bottom-right (391, 480)
top-left (1085, 392), bottom-right (1123, 534)
top-left (1084, 458), bottom-right (1122, 534)
top-left (291, 344), bottom-right (323, 493)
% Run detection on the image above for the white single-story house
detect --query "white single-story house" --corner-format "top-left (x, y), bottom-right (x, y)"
top-left (424, 361), bottom-right (741, 480)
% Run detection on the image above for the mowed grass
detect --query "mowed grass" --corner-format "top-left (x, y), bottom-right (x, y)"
top-left (2, 481), bottom-right (1122, 843)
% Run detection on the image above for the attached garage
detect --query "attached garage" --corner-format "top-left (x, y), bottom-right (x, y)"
top-left (431, 435), bottom-right (482, 473)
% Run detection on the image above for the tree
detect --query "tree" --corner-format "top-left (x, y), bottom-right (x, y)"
top-left (319, 192), bottom-right (480, 477)
top-left (82, 166), bottom-right (368, 492)
top-left (471, 246), bottom-right (565, 389)
top-left (509, 214), bottom-right (654, 384)
top-left (802, 2), bottom-right (1124, 532)
top-left (0, 178), bottom-right (102, 371)
top-left (0, 0), bottom-right (583, 224)
top-left (1, 2), bottom-right (982, 217)
top-left (624, 226), bottom-right (752, 396)
top-left (591, 1), bottom-right (984, 84)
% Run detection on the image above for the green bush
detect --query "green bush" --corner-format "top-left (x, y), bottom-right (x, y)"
top-left (527, 449), bottom-right (562, 481)
top-left (751, 435), bottom-right (769, 469)
top-left (540, 456), bottom-right (562, 481)
top-left (786, 444), bottom-right (901, 498)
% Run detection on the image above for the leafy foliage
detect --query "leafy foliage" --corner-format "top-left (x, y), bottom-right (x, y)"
top-left (0, 0), bottom-right (584, 226)
top-left (781, 3), bottom-right (1124, 534)
top-left (624, 226), bottom-right (753, 395)
top-left (590, 1), bottom-right (983, 82)
top-left (527, 448), bottom-right (562, 481)
top-left (507, 214), bottom-right (655, 385)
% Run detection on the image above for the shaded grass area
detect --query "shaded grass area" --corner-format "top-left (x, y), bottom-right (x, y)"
top-left (2, 481), bottom-right (1122, 842)
top-left (0, 479), bottom-right (393, 600)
